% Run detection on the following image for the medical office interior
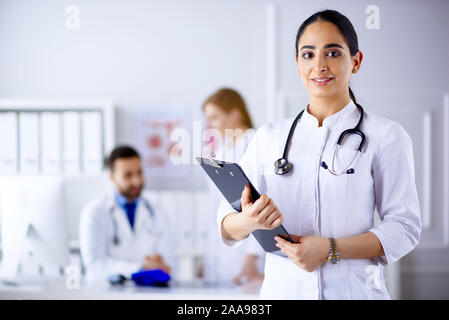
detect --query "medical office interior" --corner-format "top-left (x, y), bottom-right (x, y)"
top-left (0, 0), bottom-right (448, 300)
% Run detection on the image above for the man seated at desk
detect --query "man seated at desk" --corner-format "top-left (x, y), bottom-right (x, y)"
top-left (79, 145), bottom-right (174, 283)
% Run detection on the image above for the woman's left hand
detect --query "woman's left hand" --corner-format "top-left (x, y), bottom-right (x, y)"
top-left (275, 235), bottom-right (329, 272)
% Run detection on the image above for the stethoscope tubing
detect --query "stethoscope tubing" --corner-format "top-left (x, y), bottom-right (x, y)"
top-left (108, 195), bottom-right (155, 246)
top-left (274, 103), bottom-right (365, 175)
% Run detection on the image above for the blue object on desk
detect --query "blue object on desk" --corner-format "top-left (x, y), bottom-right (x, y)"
top-left (131, 269), bottom-right (171, 287)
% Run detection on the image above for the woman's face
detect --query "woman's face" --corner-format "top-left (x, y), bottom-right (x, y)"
top-left (203, 103), bottom-right (241, 135)
top-left (295, 20), bottom-right (362, 100)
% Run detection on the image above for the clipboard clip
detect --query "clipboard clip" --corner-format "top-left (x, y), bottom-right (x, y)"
top-left (197, 154), bottom-right (223, 168)
top-left (202, 145), bottom-right (223, 168)
top-left (209, 146), bottom-right (216, 159)
top-left (207, 156), bottom-right (224, 168)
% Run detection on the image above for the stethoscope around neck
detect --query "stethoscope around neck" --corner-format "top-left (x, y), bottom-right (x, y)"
top-left (274, 103), bottom-right (366, 176)
top-left (108, 196), bottom-right (155, 246)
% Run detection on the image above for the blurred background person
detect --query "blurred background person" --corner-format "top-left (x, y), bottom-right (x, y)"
top-left (79, 145), bottom-right (175, 283)
top-left (200, 87), bottom-right (265, 287)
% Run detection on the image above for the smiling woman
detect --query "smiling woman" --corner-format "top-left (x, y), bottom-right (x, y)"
top-left (294, 10), bottom-right (363, 126)
top-left (216, 9), bottom-right (421, 300)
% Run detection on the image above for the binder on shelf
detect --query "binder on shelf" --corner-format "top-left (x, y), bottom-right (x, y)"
top-left (41, 112), bottom-right (61, 174)
top-left (0, 112), bottom-right (18, 174)
top-left (19, 112), bottom-right (39, 174)
top-left (62, 112), bottom-right (80, 175)
top-left (82, 111), bottom-right (102, 174)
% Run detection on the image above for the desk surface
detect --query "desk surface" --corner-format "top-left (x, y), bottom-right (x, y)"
top-left (0, 277), bottom-right (262, 300)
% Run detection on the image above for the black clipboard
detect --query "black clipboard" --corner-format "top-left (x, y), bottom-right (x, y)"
top-left (196, 157), bottom-right (294, 256)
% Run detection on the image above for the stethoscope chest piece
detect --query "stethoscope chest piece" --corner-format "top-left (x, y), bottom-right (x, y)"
top-left (274, 158), bottom-right (292, 175)
top-left (113, 235), bottom-right (120, 246)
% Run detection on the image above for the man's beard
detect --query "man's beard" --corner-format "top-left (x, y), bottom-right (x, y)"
top-left (118, 185), bottom-right (143, 200)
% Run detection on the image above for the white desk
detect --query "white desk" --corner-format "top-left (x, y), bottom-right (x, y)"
top-left (0, 278), bottom-right (261, 300)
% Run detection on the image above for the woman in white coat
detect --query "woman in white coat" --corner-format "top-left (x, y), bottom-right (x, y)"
top-left (217, 10), bottom-right (421, 299)
top-left (201, 88), bottom-right (265, 286)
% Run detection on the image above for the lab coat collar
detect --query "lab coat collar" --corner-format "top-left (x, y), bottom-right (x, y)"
top-left (105, 189), bottom-right (140, 212)
top-left (114, 191), bottom-right (140, 209)
top-left (300, 99), bottom-right (357, 128)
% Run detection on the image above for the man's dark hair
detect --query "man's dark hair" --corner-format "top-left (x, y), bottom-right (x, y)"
top-left (105, 145), bottom-right (140, 171)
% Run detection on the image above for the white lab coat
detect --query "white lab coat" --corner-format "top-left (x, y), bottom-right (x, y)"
top-left (79, 190), bottom-right (175, 283)
top-left (217, 100), bottom-right (422, 299)
top-left (203, 130), bottom-right (265, 285)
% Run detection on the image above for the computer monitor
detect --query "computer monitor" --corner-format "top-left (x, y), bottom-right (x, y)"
top-left (0, 176), bottom-right (69, 283)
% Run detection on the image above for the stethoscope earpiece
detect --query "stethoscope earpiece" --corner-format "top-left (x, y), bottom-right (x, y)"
top-left (321, 161), bottom-right (355, 175)
top-left (320, 161), bottom-right (328, 169)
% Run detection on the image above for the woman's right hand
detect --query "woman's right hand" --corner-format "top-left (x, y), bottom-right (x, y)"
top-left (221, 185), bottom-right (283, 241)
top-left (239, 185), bottom-right (283, 232)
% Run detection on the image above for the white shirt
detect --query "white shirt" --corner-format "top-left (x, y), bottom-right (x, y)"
top-left (203, 129), bottom-right (265, 285)
top-left (217, 99), bottom-right (422, 299)
top-left (79, 190), bottom-right (175, 283)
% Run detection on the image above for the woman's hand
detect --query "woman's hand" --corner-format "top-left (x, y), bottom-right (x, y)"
top-left (274, 235), bottom-right (329, 272)
top-left (232, 254), bottom-right (264, 285)
top-left (221, 186), bottom-right (283, 240)
top-left (222, 185), bottom-right (283, 240)
top-left (240, 185), bottom-right (283, 231)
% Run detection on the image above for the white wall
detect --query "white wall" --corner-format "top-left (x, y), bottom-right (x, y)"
top-left (0, 0), bottom-right (268, 129)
